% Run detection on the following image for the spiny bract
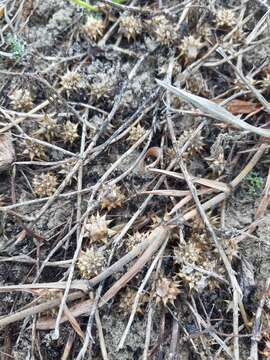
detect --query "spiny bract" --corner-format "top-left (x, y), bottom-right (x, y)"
top-left (180, 36), bottom-right (204, 61)
top-left (119, 15), bottom-right (143, 41)
top-left (23, 139), bottom-right (46, 161)
top-left (32, 172), bottom-right (58, 197)
top-left (155, 277), bottom-right (180, 306)
top-left (61, 121), bottom-right (79, 144)
top-left (84, 213), bottom-right (113, 245)
top-left (38, 114), bottom-right (58, 141)
top-left (83, 16), bottom-right (105, 42)
top-left (9, 89), bottom-right (33, 110)
top-left (77, 247), bottom-right (106, 279)
top-left (60, 71), bottom-right (82, 91)
top-left (100, 184), bottom-right (125, 211)
top-left (216, 8), bottom-right (236, 28)
top-left (127, 124), bottom-right (145, 143)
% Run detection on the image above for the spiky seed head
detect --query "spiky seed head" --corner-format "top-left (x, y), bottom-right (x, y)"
top-left (155, 277), bottom-right (180, 306)
top-left (61, 121), bottom-right (79, 144)
top-left (219, 237), bottom-right (238, 261)
top-left (84, 213), bottom-right (113, 244)
top-left (167, 129), bottom-right (204, 160)
top-left (39, 114), bottom-right (58, 141)
top-left (126, 231), bottom-right (149, 252)
top-left (216, 9), bottom-right (236, 28)
top-left (59, 159), bottom-right (77, 183)
top-left (180, 36), bottom-right (204, 61)
top-left (152, 16), bottom-right (177, 45)
top-left (77, 247), bottom-right (106, 279)
top-left (83, 16), bottom-right (105, 42)
top-left (9, 89), bottom-right (33, 110)
top-left (118, 288), bottom-right (149, 317)
top-left (174, 241), bottom-right (203, 266)
top-left (127, 124), bottom-right (145, 143)
top-left (32, 172), bottom-right (58, 197)
top-left (23, 139), bottom-right (46, 161)
top-left (100, 184), bottom-right (125, 211)
top-left (205, 152), bottom-right (226, 175)
top-left (119, 15), bottom-right (142, 41)
top-left (60, 71), bottom-right (82, 91)
top-left (90, 73), bottom-right (114, 100)
top-left (177, 266), bottom-right (206, 292)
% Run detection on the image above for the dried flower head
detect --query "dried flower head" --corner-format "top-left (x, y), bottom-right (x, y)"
top-left (77, 247), bottom-right (106, 279)
top-left (100, 184), bottom-right (125, 211)
top-left (152, 15), bottom-right (177, 45)
top-left (0, 132), bottom-right (15, 172)
top-left (59, 159), bottom-right (77, 183)
top-left (61, 121), bottom-right (79, 144)
top-left (83, 16), bottom-right (105, 42)
top-left (32, 172), bottom-right (58, 197)
top-left (216, 8), bottom-right (236, 28)
top-left (155, 277), bottom-right (180, 306)
top-left (206, 152), bottom-right (226, 176)
top-left (180, 36), bottom-right (204, 61)
top-left (119, 15), bottom-right (142, 41)
top-left (167, 129), bottom-right (205, 160)
top-left (23, 139), bottom-right (46, 161)
top-left (126, 231), bottom-right (149, 252)
top-left (90, 73), bottom-right (115, 101)
top-left (60, 71), bottom-right (82, 91)
top-left (118, 287), bottom-right (149, 317)
top-left (38, 114), bottom-right (58, 141)
top-left (220, 237), bottom-right (238, 261)
top-left (127, 124), bottom-right (145, 143)
top-left (9, 89), bottom-right (33, 110)
top-left (84, 213), bottom-right (113, 245)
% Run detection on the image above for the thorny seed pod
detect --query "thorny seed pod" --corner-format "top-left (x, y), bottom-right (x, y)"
top-left (167, 129), bottom-right (204, 160)
top-left (180, 36), bottom-right (204, 61)
top-left (177, 265), bottom-right (207, 293)
top-left (118, 287), bottom-right (149, 317)
top-left (84, 213), bottom-right (113, 245)
top-left (59, 159), bottom-right (77, 183)
top-left (155, 277), bottom-right (180, 306)
top-left (32, 172), bottom-right (58, 197)
top-left (38, 114), bottom-right (58, 141)
top-left (89, 73), bottom-right (115, 100)
top-left (100, 184), bottom-right (125, 211)
top-left (83, 16), bottom-right (105, 42)
top-left (152, 15), bottom-right (177, 45)
top-left (77, 247), bottom-right (106, 279)
top-left (0, 132), bottom-right (15, 172)
top-left (216, 8), bottom-right (236, 28)
top-left (220, 237), bottom-right (238, 261)
top-left (61, 121), bottom-right (79, 144)
top-left (119, 15), bottom-right (143, 41)
top-left (205, 152), bottom-right (226, 176)
top-left (126, 231), bottom-right (150, 252)
top-left (23, 139), bottom-right (46, 161)
top-left (9, 88), bottom-right (33, 110)
top-left (127, 124), bottom-right (145, 143)
top-left (174, 241), bottom-right (204, 266)
top-left (60, 71), bottom-right (82, 91)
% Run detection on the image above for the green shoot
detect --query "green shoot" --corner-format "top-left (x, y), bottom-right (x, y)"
top-left (68, 0), bottom-right (127, 13)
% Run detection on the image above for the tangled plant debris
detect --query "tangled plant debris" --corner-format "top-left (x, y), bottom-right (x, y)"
top-left (1, 0), bottom-right (270, 359)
